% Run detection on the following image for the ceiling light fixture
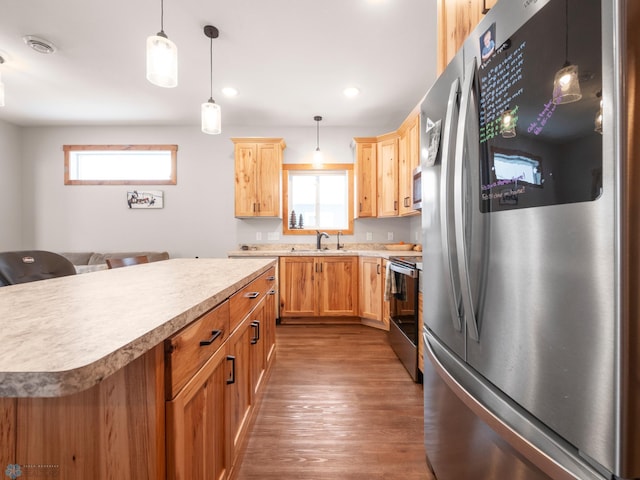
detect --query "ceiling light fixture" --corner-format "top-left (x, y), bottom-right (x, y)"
top-left (343, 86), bottom-right (360, 98)
top-left (222, 86), bottom-right (238, 97)
top-left (23, 35), bottom-right (57, 54)
top-left (201, 25), bottom-right (221, 135)
top-left (0, 55), bottom-right (5, 107)
top-left (146, 0), bottom-right (178, 88)
top-left (552, 0), bottom-right (581, 104)
top-left (313, 115), bottom-right (323, 167)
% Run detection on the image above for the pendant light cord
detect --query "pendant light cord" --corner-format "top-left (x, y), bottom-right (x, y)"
top-left (209, 37), bottom-right (213, 101)
top-left (316, 120), bottom-right (320, 149)
top-left (160, 0), bottom-right (165, 34)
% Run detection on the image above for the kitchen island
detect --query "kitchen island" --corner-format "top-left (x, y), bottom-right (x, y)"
top-left (0, 257), bottom-right (277, 479)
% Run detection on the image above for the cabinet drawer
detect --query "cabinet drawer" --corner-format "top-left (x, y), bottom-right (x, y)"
top-left (229, 267), bottom-right (276, 332)
top-left (165, 301), bottom-right (230, 398)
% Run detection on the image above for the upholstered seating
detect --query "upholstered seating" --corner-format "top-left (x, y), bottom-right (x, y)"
top-left (0, 250), bottom-right (77, 286)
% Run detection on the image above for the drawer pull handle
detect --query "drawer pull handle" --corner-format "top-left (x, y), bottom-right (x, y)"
top-left (251, 321), bottom-right (261, 344)
top-left (267, 289), bottom-right (276, 296)
top-left (226, 355), bottom-right (236, 385)
top-left (266, 275), bottom-right (276, 281)
top-left (244, 292), bottom-right (260, 299)
top-left (199, 329), bottom-right (223, 346)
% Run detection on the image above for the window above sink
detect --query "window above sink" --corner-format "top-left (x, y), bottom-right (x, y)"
top-left (282, 164), bottom-right (354, 235)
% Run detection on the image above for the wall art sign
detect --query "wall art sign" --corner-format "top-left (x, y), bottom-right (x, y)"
top-left (127, 190), bottom-right (164, 209)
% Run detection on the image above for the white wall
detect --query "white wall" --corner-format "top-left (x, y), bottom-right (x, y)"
top-left (0, 120), bottom-right (23, 250)
top-left (19, 124), bottom-right (416, 258)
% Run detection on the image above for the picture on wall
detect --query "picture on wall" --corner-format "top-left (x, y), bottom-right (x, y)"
top-left (127, 190), bottom-right (164, 209)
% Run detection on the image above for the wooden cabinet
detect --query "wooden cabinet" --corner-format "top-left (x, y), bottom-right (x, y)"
top-left (232, 138), bottom-right (286, 218)
top-left (359, 256), bottom-right (388, 330)
top-left (398, 114), bottom-right (420, 217)
top-left (377, 134), bottom-right (399, 217)
top-left (279, 256), bottom-right (358, 319)
top-left (437, 0), bottom-right (495, 74)
top-left (353, 138), bottom-right (378, 218)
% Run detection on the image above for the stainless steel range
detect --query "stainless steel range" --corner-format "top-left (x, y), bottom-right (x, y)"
top-left (386, 256), bottom-right (422, 383)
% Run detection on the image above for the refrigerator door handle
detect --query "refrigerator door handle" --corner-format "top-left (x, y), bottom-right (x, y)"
top-left (453, 58), bottom-right (480, 341)
top-left (439, 77), bottom-right (463, 332)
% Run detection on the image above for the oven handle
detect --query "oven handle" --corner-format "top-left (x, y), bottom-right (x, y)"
top-left (389, 262), bottom-right (418, 278)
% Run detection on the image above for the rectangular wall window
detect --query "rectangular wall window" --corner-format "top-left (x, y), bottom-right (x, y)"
top-left (64, 145), bottom-right (178, 185)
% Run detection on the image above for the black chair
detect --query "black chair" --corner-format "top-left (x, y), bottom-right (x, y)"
top-left (0, 250), bottom-right (77, 286)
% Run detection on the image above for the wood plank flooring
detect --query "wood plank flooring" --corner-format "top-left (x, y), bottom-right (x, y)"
top-left (231, 324), bottom-right (435, 480)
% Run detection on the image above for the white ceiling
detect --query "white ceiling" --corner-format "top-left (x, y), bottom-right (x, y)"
top-left (0, 0), bottom-right (437, 130)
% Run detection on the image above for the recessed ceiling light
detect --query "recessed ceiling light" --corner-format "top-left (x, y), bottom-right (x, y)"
top-left (343, 86), bottom-right (360, 98)
top-left (23, 35), bottom-right (57, 54)
top-left (222, 87), bottom-right (238, 97)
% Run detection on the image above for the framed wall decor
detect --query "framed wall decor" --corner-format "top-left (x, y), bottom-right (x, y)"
top-left (127, 190), bottom-right (164, 209)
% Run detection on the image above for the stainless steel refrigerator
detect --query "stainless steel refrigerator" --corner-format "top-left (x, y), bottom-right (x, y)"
top-left (421, 1), bottom-right (640, 479)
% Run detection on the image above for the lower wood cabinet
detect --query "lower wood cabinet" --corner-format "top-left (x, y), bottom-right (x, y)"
top-left (359, 256), bottom-right (386, 330)
top-left (279, 256), bottom-right (358, 319)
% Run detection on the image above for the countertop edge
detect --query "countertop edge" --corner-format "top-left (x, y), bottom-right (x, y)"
top-left (0, 259), bottom-right (276, 398)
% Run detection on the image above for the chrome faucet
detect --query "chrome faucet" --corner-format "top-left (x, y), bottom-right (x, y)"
top-left (316, 230), bottom-right (329, 250)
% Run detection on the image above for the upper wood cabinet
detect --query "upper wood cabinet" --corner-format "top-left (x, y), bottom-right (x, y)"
top-left (353, 138), bottom-right (378, 218)
top-left (377, 134), bottom-right (399, 217)
top-left (232, 138), bottom-right (286, 218)
top-left (437, 0), bottom-right (496, 74)
top-left (398, 113), bottom-right (420, 217)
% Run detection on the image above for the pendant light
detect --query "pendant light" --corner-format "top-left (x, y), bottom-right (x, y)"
top-left (552, 0), bottom-right (581, 104)
top-left (313, 115), bottom-right (323, 166)
top-left (146, 0), bottom-right (178, 88)
top-left (201, 25), bottom-right (221, 135)
top-left (0, 55), bottom-right (5, 107)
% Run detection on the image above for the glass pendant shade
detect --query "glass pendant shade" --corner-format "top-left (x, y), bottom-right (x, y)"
top-left (201, 100), bottom-right (221, 135)
top-left (313, 148), bottom-right (323, 166)
top-left (594, 99), bottom-right (603, 134)
top-left (146, 33), bottom-right (178, 88)
top-left (552, 63), bottom-right (582, 105)
top-left (500, 109), bottom-right (516, 138)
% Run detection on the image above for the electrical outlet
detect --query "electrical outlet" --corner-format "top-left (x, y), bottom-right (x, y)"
top-left (366, 232), bottom-right (373, 241)
top-left (267, 232), bottom-right (279, 241)
top-left (387, 232), bottom-right (394, 241)
top-left (256, 232), bottom-right (262, 241)
top-left (415, 231), bottom-right (419, 242)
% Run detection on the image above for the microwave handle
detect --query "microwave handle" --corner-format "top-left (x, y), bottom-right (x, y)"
top-left (439, 76), bottom-right (463, 333)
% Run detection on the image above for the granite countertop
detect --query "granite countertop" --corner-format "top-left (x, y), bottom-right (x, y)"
top-left (228, 244), bottom-right (422, 259)
top-left (0, 258), bottom-right (275, 398)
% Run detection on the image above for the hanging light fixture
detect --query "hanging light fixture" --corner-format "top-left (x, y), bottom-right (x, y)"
top-left (201, 25), bottom-right (221, 135)
top-left (0, 55), bottom-right (5, 107)
top-left (313, 116), bottom-right (323, 166)
top-left (552, 0), bottom-right (581, 104)
top-left (146, 0), bottom-right (178, 88)
top-left (594, 90), bottom-right (603, 134)
top-left (500, 109), bottom-right (516, 138)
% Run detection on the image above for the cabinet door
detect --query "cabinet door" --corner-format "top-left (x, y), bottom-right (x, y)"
top-left (359, 257), bottom-right (383, 323)
top-left (226, 319), bottom-right (253, 463)
top-left (398, 129), bottom-right (412, 216)
top-left (317, 256), bottom-right (358, 317)
top-left (234, 143), bottom-right (258, 217)
top-left (354, 139), bottom-right (377, 218)
top-left (255, 143), bottom-right (282, 217)
top-left (264, 282), bottom-right (277, 363)
top-left (249, 301), bottom-right (267, 398)
top-left (279, 257), bottom-right (316, 317)
top-left (437, 0), bottom-right (484, 74)
top-left (377, 137), bottom-right (399, 217)
top-left (167, 346), bottom-right (228, 480)
top-left (382, 259), bottom-right (390, 329)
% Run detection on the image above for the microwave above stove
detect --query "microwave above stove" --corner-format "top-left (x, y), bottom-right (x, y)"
top-left (412, 166), bottom-right (422, 210)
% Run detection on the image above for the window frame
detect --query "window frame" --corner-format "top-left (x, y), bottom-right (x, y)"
top-left (282, 163), bottom-right (354, 235)
top-left (63, 144), bottom-right (178, 185)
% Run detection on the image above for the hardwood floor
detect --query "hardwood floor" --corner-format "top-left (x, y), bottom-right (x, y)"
top-left (231, 324), bottom-right (435, 480)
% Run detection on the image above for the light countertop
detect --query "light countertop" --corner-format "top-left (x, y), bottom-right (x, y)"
top-left (228, 248), bottom-right (422, 259)
top-left (0, 258), bottom-right (275, 398)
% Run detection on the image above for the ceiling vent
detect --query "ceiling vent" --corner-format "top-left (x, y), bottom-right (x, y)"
top-left (23, 35), bottom-right (57, 54)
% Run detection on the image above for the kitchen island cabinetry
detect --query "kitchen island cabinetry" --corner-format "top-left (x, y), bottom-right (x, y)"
top-left (232, 138), bottom-right (286, 218)
top-left (0, 258), bottom-right (277, 480)
top-left (279, 256), bottom-right (358, 320)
